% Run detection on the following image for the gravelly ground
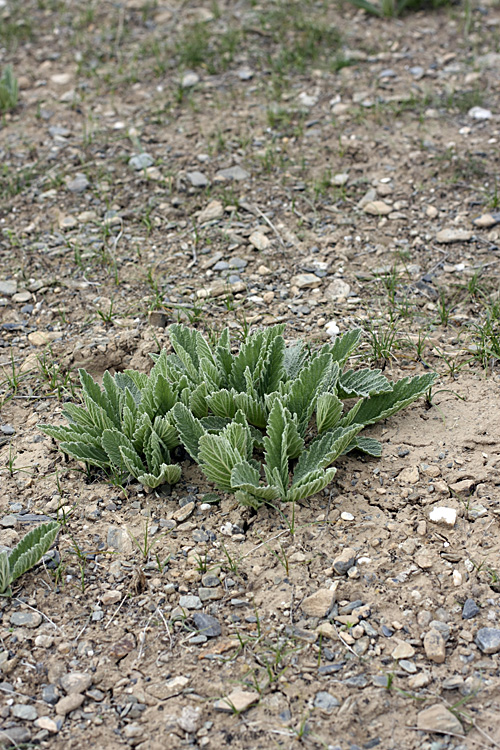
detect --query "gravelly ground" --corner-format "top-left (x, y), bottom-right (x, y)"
top-left (1, 1), bottom-right (500, 748)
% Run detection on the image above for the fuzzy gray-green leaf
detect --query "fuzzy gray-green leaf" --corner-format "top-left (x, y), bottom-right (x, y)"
top-left (293, 425), bottom-right (362, 484)
top-left (350, 372), bottom-right (436, 427)
top-left (286, 467), bottom-right (337, 503)
top-left (8, 521), bottom-right (59, 585)
top-left (316, 392), bottom-right (343, 433)
top-left (0, 551), bottom-right (11, 596)
top-left (172, 402), bottom-right (206, 461)
top-left (59, 441), bottom-right (110, 470)
top-left (338, 368), bottom-right (392, 398)
top-left (198, 433), bottom-right (242, 491)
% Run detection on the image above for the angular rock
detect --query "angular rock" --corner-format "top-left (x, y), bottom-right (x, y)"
top-left (186, 171), bottom-right (209, 188)
top-left (66, 173), bottom-right (89, 193)
top-left (475, 628), bottom-right (500, 654)
top-left (178, 705), bottom-right (201, 733)
top-left (214, 689), bottom-right (259, 713)
top-left (216, 166), bottom-right (249, 181)
top-left (129, 153), bottom-right (154, 170)
top-left (473, 213), bottom-right (500, 228)
top-left (179, 595), bottom-right (202, 610)
top-left (302, 589), bottom-right (336, 617)
top-left (60, 672), bottom-right (92, 695)
top-left (313, 691), bottom-right (340, 710)
top-left (324, 279), bottom-right (350, 301)
top-left (333, 548), bottom-right (356, 575)
top-left (55, 693), bottom-right (85, 716)
top-left (181, 72), bottom-right (199, 88)
top-left (0, 280), bottom-right (17, 296)
top-left (423, 630), bottom-right (446, 663)
top-left (10, 612), bottom-right (43, 628)
top-left (398, 466), bottom-right (420, 484)
top-left (148, 675), bottom-right (189, 700)
top-left (391, 640), bottom-right (415, 659)
top-left (0, 728), bottom-right (31, 747)
top-left (173, 501), bottom-right (195, 522)
top-left (198, 200), bottom-right (224, 223)
top-left (34, 716), bottom-right (59, 733)
top-left (106, 526), bottom-right (133, 554)
top-left (428, 507), bottom-right (457, 528)
top-left (291, 273), bottom-right (321, 289)
top-left (417, 704), bottom-right (463, 735)
top-left (11, 704), bottom-right (37, 721)
top-left (192, 613), bottom-right (221, 638)
top-left (363, 200), bottom-right (392, 216)
top-left (249, 231), bottom-right (270, 251)
top-left (436, 229), bottom-right (472, 244)
top-left (462, 599), bottom-right (480, 620)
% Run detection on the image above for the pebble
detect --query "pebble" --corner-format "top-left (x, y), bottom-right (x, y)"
top-left (214, 689), bottom-right (259, 713)
top-left (216, 166), bottom-right (249, 181)
top-left (179, 595), bottom-right (202, 610)
top-left (173, 501), bottom-right (195, 522)
top-left (301, 589), bottom-right (336, 617)
top-left (333, 548), bottom-right (356, 575)
top-left (11, 704), bottom-right (38, 721)
top-left (249, 231), bottom-right (270, 251)
top-left (391, 640), bottom-right (415, 659)
top-left (0, 728), bottom-right (31, 746)
top-left (181, 72), bottom-right (199, 88)
top-left (0, 281), bottom-right (17, 297)
top-left (198, 201), bottom-right (224, 223)
top-left (363, 200), bottom-right (392, 216)
top-left (408, 672), bottom-right (431, 689)
top-left (398, 466), bottom-right (419, 484)
top-left (60, 672), bottom-right (92, 694)
top-left (42, 685), bottom-right (59, 705)
top-left (423, 630), bottom-right (446, 663)
top-left (128, 153), bottom-right (154, 170)
top-left (106, 526), bottom-right (133, 554)
top-left (0, 424), bottom-right (15, 435)
top-left (428, 507), bottom-right (457, 528)
top-left (325, 279), bottom-right (351, 301)
top-left (417, 704), bottom-right (463, 735)
top-left (101, 590), bottom-right (122, 606)
top-left (178, 705), bottom-right (201, 733)
top-left (435, 229), bottom-right (472, 244)
top-left (399, 659), bottom-right (417, 673)
top-left (34, 717), bottom-right (59, 734)
top-left (475, 628), bottom-right (500, 654)
top-left (201, 573), bottom-right (220, 588)
top-left (192, 613), bottom-right (222, 638)
top-left (10, 612), bottom-right (43, 628)
top-left (462, 599), bottom-right (480, 620)
top-left (186, 171), bottom-right (209, 188)
top-left (291, 273), bottom-right (322, 289)
top-left (313, 691), bottom-right (340, 710)
top-left (333, 173), bottom-right (349, 186)
top-left (55, 693), bottom-right (85, 716)
top-left (66, 173), bottom-right (89, 192)
top-left (468, 106), bottom-right (492, 120)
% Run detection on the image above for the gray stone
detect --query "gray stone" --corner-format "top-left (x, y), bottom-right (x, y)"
top-left (0, 727), bottom-right (31, 746)
top-left (424, 630), bottom-right (446, 664)
top-left (343, 674), bottom-right (368, 688)
top-left (42, 685), bottom-right (59, 705)
top-left (181, 72), bottom-right (199, 88)
top-left (417, 704), bottom-right (463, 735)
top-left (55, 693), bottom-right (85, 716)
top-left (333, 547), bottom-right (356, 575)
top-left (129, 153), bottom-right (154, 170)
top-left (66, 173), bottom-right (89, 192)
top-left (60, 672), bottom-right (92, 695)
top-left (10, 612), bottom-right (43, 628)
top-left (11, 704), bottom-right (38, 720)
top-left (325, 279), bottom-right (351, 301)
top-left (0, 280), bottom-right (17, 296)
top-left (106, 526), bottom-right (132, 554)
top-left (179, 595), bottom-right (202, 610)
top-left (216, 166), bottom-right (249, 181)
top-left (192, 612), bottom-right (221, 638)
top-left (1, 424), bottom-right (15, 435)
top-left (399, 659), bottom-right (417, 673)
top-left (475, 628), bottom-right (500, 654)
top-left (313, 691), bottom-right (340, 710)
top-left (462, 599), bottom-right (480, 620)
top-left (435, 228), bottom-right (472, 244)
top-left (186, 171), bottom-right (209, 188)
top-left (201, 573), bottom-right (220, 588)
top-left (428, 621), bottom-right (450, 641)
top-left (178, 705), bottom-right (201, 733)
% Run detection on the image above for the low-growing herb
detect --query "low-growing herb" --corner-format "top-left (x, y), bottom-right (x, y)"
top-left (0, 521), bottom-right (60, 597)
